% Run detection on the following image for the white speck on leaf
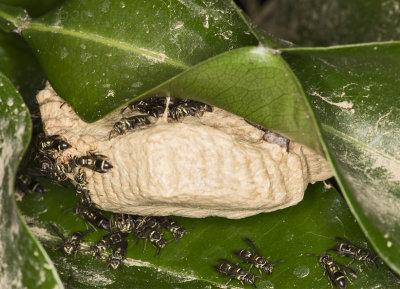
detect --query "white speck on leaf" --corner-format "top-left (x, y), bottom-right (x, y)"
top-left (106, 90), bottom-right (115, 98)
top-left (7, 98), bottom-right (14, 107)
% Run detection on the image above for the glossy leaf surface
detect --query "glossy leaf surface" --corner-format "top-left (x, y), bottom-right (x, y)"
top-left (0, 2), bottom-right (323, 152)
top-left (0, 29), bottom-right (45, 109)
top-left (18, 180), bottom-right (400, 288)
top-left (283, 42), bottom-right (400, 275)
top-left (0, 0), bottom-right (65, 17)
top-left (260, 0), bottom-right (400, 46)
top-left (0, 73), bottom-right (62, 289)
top-left (0, 0), bottom-right (277, 121)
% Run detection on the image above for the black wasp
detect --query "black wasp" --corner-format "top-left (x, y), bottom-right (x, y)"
top-left (245, 120), bottom-right (290, 152)
top-left (84, 234), bottom-right (111, 258)
top-left (214, 258), bottom-right (262, 288)
top-left (50, 224), bottom-right (92, 258)
top-left (111, 214), bottom-right (136, 234)
top-left (84, 232), bottom-right (128, 258)
top-left (124, 97), bottom-right (166, 117)
top-left (107, 241), bottom-right (128, 271)
top-left (16, 173), bottom-right (45, 194)
top-left (234, 238), bottom-right (283, 276)
top-left (109, 115), bottom-right (150, 139)
top-left (168, 98), bottom-right (212, 121)
top-left (75, 204), bottom-right (111, 232)
top-left (156, 216), bottom-right (193, 242)
top-left (329, 237), bottom-right (378, 268)
top-left (308, 254), bottom-right (357, 289)
top-left (136, 226), bottom-right (169, 256)
top-left (73, 152), bottom-right (113, 173)
top-left (33, 155), bottom-right (69, 182)
top-left (37, 134), bottom-right (71, 153)
top-left (73, 169), bottom-right (92, 206)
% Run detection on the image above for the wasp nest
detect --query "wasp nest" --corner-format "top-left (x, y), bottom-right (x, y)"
top-left (37, 82), bottom-right (333, 219)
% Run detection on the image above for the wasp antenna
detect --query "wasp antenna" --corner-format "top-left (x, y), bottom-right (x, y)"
top-left (276, 259), bottom-right (285, 264)
top-left (83, 228), bottom-right (94, 236)
top-left (50, 224), bottom-right (66, 241)
top-left (165, 238), bottom-right (174, 244)
top-left (62, 206), bottom-right (75, 214)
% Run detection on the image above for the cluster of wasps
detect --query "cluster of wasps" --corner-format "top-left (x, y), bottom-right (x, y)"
top-left (214, 238), bottom-right (284, 288)
top-left (50, 214), bottom-right (192, 271)
top-left (307, 237), bottom-right (378, 289)
top-left (16, 97), bottom-right (207, 273)
top-left (109, 96), bottom-right (212, 139)
top-left (22, 132), bottom-right (192, 271)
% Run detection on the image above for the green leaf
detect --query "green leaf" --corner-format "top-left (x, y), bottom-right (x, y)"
top-left (18, 180), bottom-right (400, 288)
top-left (0, 73), bottom-right (62, 288)
top-left (0, 1), bottom-right (323, 152)
top-left (147, 46), bottom-right (323, 155)
top-left (258, 0), bottom-right (400, 46)
top-left (0, 3), bottom-right (25, 32)
top-left (0, 0), bottom-right (279, 122)
top-left (0, 0), bottom-right (65, 17)
top-left (0, 29), bottom-right (45, 109)
top-left (282, 42), bottom-right (400, 275)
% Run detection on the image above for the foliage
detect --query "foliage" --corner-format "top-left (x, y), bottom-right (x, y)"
top-left (0, 0), bottom-right (399, 288)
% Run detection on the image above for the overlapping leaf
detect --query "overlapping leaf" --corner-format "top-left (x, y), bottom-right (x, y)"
top-left (283, 42), bottom-right (400, 275)
top-left (0, 73), bottom-right (62, 289)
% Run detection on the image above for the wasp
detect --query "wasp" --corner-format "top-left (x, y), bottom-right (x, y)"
top-left (16, 173), bottom-right (45, 194)
top-left (73, 152), bottom-right (113, 173)
top-left (73, 169), bottom-right (92, 206)
top-left (214, 258), bottom-right (262, 288)
top-left (107, 241), bottom-right (128, 271)
top-left (135, 227), bottom-right (169, 255)
top-left (75, 204), bottom-right (111, 232)
top-left (50, 224), bottom-right (92, 258)
top-left (234, 238), bottom-right (283, 276)
top-left (124, 97), bottom-right (166, 117)
top-left (37, 134), bottom-right (71, 153)
top-left (245, 120), bottom-right (290, 152)
top-left (156, 216), bottom-right (193, 241)
top-left (84, 235), bottom-right (111, 258)
top-left (33, 155), bottom-right (69, 182)
top-left (168, 98), bottom-right (212, 120)
top-left (140, 216), bottom-right (162, 232)
top-left (329, 237), bottom-right (378, 268)
top-left (110, 214), bottom-right (136, 234)
top-left (108, 231), bottom-right (129, 245)
top-left (307, 253), bottom-right (357, 289)
top-left (109, 115), bottom-right (151, 139)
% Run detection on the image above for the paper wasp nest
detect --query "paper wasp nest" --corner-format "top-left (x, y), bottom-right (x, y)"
top-left (37, 83), bottom-right (333, 219)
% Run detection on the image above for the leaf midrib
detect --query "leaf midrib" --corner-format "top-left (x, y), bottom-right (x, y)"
top-left (322, 123), bottom-right (400, 163)
top-left (0, 9), bottom-right (190, 70)
top-left (27, 22), bottom-right (190, 69)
